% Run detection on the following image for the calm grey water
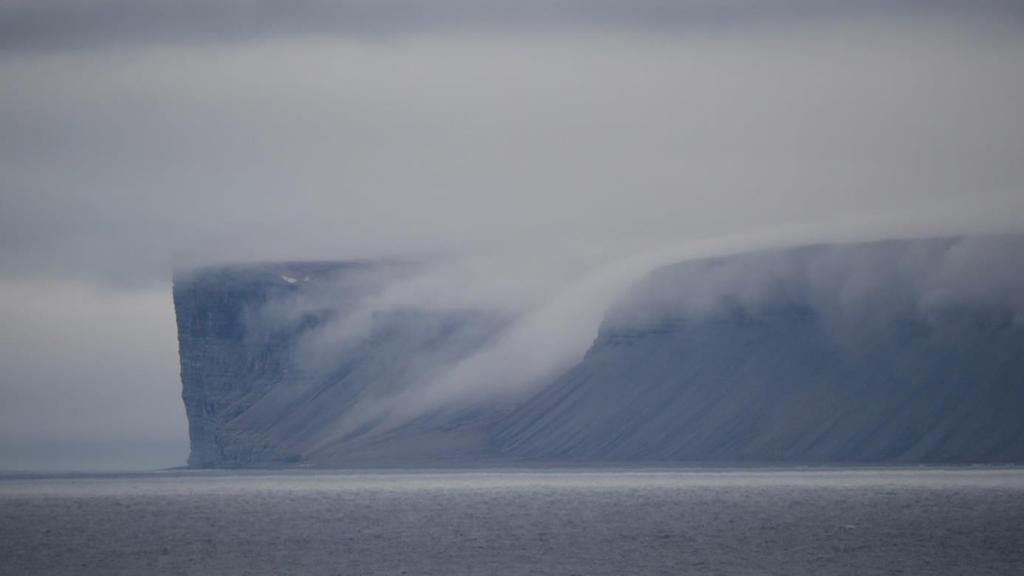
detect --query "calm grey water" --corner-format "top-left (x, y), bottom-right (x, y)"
top-left (2, 469), bottom-right (1023, 575)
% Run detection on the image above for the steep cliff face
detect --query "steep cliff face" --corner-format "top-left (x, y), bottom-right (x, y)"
top-left (174, 262), bottom-right (360, 466)
top-left (175, 237), bottom-right (1024, 467)
top-left (173, 261), bottom-right (507, 467)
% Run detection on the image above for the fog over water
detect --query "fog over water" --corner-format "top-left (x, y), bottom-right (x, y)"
top-left (1, 1), bottom-right (1023, 469)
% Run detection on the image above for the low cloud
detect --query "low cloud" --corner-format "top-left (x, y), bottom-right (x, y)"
top-left (2, 3), bottom-right (1024, 468)
top-left (249, 222), bottom-right (1024, 436)
top-left (4, 1), bottom-right (1020, 51)
top-left (611, 235), bottom-right (1024, 330)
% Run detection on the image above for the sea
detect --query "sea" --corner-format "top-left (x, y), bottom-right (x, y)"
top-left (1, 468), bottom-right (1022, 575)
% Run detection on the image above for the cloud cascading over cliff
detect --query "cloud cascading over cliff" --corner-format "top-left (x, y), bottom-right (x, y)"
top-left (173, 235), bottom-right (1024, 467)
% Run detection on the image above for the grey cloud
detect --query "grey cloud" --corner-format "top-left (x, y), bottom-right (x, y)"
top-left (609, 236), bottom-right (1024, 334)
top-left (1, 0), bottom-right (1021, 51)
top-left (3, 14), bottom-right (1024, 289)
top-left (2, 4), bottom-right (1024, 469)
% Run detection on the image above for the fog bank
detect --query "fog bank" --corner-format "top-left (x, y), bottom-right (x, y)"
top-left (1, 3), bottom-right (1023, 468)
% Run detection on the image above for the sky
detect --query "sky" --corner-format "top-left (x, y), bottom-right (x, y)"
top-left (1, 1), bottom-right (1023, 470)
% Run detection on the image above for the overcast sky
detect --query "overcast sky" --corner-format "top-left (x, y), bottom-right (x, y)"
top-left (1, 1), bottom-right (1023, 470)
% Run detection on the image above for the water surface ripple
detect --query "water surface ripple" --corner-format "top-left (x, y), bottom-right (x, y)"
top-left (2, 468), bottom-right (1022, 575)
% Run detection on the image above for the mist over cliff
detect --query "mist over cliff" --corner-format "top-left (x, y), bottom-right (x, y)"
top-left (173, 235), bottom-right (1024, 467)
top-left (3, 0), bottom-right (1024, 471)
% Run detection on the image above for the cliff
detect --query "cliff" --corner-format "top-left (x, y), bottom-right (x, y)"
top-left (173, 261), bottom-right (507, 467)
top-left (174, 237), bottom-right (1024, 467)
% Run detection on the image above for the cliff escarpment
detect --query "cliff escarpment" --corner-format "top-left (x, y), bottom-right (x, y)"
top-left (174, 261), bottom-right (508, 467)
top-left (174, 237), bottom-right (1024, 467)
